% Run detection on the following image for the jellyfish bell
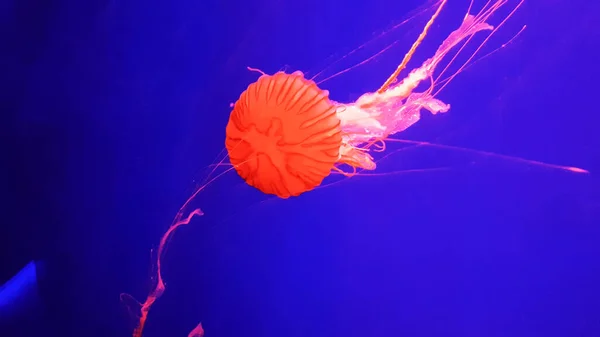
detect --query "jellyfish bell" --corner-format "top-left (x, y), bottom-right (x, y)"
top-left (225, 70), bottom-right (342, 199)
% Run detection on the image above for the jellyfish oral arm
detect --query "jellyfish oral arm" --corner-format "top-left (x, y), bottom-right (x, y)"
top-left (334, 6), bottom-right (499, 172)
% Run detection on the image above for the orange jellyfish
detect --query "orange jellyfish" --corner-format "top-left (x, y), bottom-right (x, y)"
top-left (122, 1), bottom-right (588, 336)
top-left (224, 0), bottom-right (532, 198)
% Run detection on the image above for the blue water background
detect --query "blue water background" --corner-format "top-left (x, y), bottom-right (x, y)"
top-left (3, 0), bottom-right (600, 336)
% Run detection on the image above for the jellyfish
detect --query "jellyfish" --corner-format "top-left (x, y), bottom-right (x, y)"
top-left (224, 0), bottom-right (509, 198)
top-left (122, 1), bottom-right (588, 336)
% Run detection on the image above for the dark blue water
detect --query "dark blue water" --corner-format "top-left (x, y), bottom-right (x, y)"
top-left (2, 0), bottom-right (600, 336)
